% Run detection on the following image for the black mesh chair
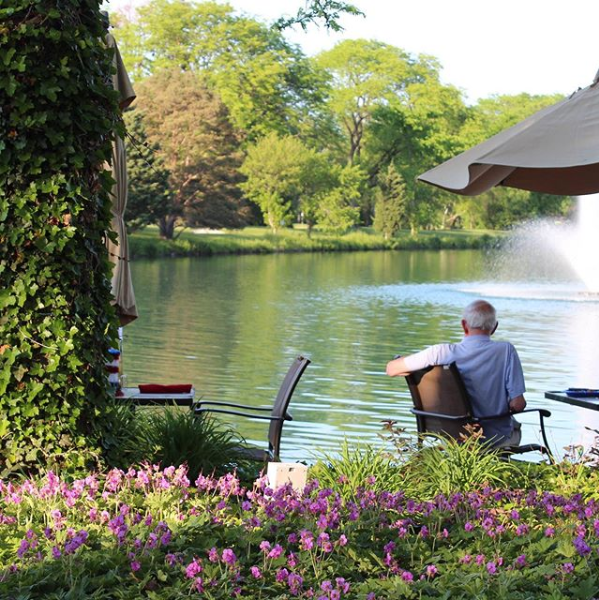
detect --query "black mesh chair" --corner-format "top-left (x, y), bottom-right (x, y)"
top-left (195, 356), bottom-right (310, 462)
top-left (405, 363), bottom-right (552, 457)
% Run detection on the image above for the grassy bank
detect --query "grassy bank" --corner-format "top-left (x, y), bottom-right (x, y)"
top-left (128, 226), bottom-right (505, 259)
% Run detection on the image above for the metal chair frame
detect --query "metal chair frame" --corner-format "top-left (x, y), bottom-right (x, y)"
top-left (195, 355), bottom-right (311, 462)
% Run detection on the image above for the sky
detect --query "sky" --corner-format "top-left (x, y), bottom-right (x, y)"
top-left (105, 0), bottom-right (599, 103)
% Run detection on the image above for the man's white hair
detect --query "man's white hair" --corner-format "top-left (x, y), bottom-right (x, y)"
top-left (462, 300), bottom-right (497, 332)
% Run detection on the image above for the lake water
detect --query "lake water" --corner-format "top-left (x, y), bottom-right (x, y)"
top-left (123, 250), bottom-right (599, 462)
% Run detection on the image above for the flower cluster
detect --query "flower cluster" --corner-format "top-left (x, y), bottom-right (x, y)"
top-left (2, 467), bottom-right (599, 597)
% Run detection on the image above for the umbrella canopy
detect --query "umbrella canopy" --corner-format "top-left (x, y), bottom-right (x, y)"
top-left (418, 72), bottom-right (599, 197)
top-left (106, 33), bottom-right (137, 325)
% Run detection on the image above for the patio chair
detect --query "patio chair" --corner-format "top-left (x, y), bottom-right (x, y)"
top-left (195, 355), bottom-right (311, 462)
top-left (405, 363), bottom-right (552, 458)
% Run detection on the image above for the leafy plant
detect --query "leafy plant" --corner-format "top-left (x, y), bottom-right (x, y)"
top-left (403, 428), bottom-right (517, 498)
top-left (310, 439), bottom-right (405, 500)
top-left (117, 407), bottom-right (258, 481)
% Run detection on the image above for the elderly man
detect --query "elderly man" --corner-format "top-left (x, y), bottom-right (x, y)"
top-left (386, 299), bottom-right (526, 446)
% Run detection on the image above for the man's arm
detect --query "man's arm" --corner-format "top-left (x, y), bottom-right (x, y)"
top-left (509, 394), bottom-right (526, 412)
top-left (386, 356), bottom-right (411, 377)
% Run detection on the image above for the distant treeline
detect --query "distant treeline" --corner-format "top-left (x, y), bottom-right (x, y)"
top-left (113, 0), bottom-right (573, 240)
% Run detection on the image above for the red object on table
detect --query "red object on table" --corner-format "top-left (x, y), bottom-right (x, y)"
top-left (138, 384), bottom-right (193, 394)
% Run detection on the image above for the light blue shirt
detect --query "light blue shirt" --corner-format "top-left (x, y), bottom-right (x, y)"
top-left (403, 335), bottom-right (525, 444)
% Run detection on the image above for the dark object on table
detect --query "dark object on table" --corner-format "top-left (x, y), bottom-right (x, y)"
top-left (564, 388), bottom-right (599, 398)
top-left (195, 355), bottom-right (311, 462)
top-left (404, 363), bottom-right (552, 458)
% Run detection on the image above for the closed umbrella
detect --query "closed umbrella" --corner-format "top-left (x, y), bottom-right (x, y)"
top-left (106, 33), bottom-right (137, 325)
top-left (418, 71), bottom-right (599, 196)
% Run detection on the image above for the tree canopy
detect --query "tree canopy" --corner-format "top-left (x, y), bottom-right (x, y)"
top-left (133, 70), bottom-right (251, 238)
top-left (110, 0), bottom-right (573, 236)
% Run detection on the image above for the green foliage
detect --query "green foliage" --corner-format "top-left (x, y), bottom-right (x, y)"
top-left (373, 163), bottom-right (407, 238)
top-left (316, 164), bottom-right (364, 233)
top-left (310, 439), bottom-right (405, 501)
top-left (317, 39), bottom-right (441, 163)
top-left (240, 132), bottom-right (314, 232)
top-left (274, 1), bottom-right (364, 32)
top-left (104, 405), bottom-right (258, 481)
top-left (122, 110), bottom-right (172, 231)
top-left (113, 0), bottom-right (329, 140)
top-left (0, 0), bottom-right (120, 475)
top-left (402, 432), bottom-right (517, 498)
top-left (134, 70), bottom-right (250, 238)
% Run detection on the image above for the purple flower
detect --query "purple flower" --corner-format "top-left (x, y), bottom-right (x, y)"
top-left (486, 561), bottom-right (497, 574)
top-left (336, 577), bottom-right (350, 593)
top-left (222, 548), bottom-right (237, 565)
top-left (545, 526), bottom-right (555, 537)
top-left (426, 564), bottom-right (438, 578)
top-left (464, 521), bottom-right (474, 532)
top-left (259, 540), bottom-right (271, 553)
top-left (268, 544), bottom-right (284, 559)
top-left (288, 572), bottom-right (304, 594)
top-left (185, 559), bottom-right (202, 579)
top-left (460, 554), bottom-right (472, 564)
top-left (208, 547), bottom-right (219, 562)
top-left (515, 554), bottom-right (526, 568)
top-left (337, 534), bottom-right (348, 546)
top-left (562, 562), bottom-right (575, 574)
top-left (574, 536), bottom-right (592, 557)
top-left (401, 570), bottom-right (414, 582)
top-left (131, 561), bottom-right (141, 572)
top-left (17, 540), bottom-right (29, 558)
top-left (250, 566), bottom-right (262, 579)
top-left (276, 568), bottom-right (289, 583)
top-left (321, 580), bottom-right (333, 592)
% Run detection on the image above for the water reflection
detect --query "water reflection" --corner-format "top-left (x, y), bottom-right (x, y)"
top-left (124, 250), bottom-right (599, 462)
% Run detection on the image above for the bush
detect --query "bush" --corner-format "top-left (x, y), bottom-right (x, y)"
top-left (309, 440), bottom-right (405, 501)
top-left (102, 404), bottom-right (259, 481)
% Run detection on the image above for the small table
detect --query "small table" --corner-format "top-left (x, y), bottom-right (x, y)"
top-left (117, 387), bottom-right (196, 407)
top-left (545, 391), bottom-right (599, 412)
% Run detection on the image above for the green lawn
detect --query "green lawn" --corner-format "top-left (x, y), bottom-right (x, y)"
top-left (128, 225), bottom-right (505, 259)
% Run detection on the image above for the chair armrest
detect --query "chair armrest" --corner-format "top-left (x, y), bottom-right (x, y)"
top-left (411, 408), bottom-right (470, 421)
top-left (195, 400), bottom-right (271, 412)
top-left (196, 407), bottom-right (292, 421)
top-left (518, 408), bottom-right (552, 418)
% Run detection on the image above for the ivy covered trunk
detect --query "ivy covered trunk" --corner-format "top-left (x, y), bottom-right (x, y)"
top-left (0, 0), bottom-right (120, 475)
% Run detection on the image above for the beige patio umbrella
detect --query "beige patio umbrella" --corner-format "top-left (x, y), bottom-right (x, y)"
top-left (106, 33), bottom-right (138, 325)
top-left (418, 71), bottom-right (599, 196)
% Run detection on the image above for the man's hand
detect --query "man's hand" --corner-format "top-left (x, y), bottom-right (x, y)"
top-left (509, 394), bottom-right (526, 413)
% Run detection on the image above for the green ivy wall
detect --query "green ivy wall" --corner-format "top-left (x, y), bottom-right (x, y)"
top-left (0, 0), bottom-right (119, 475)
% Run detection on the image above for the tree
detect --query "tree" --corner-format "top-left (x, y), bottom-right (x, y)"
top-left (316, 164), bottom-right (365, 233)
top-left (316, 39), bottom-right (440, 164)
top-left (373, 164), bottom-right (407, 239)
top-left (366, 79), bottom-right (470, 232)
top-left (240, 133), bottom-right (312, 232)
top-left (298, 151), bottom-right (338, 236)
top-left (134, 70), bottom-right (250, 238)
top-left (123, 110), bottom-right (172, 231)
top-left (112, 0), bottom-right (330, 141)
